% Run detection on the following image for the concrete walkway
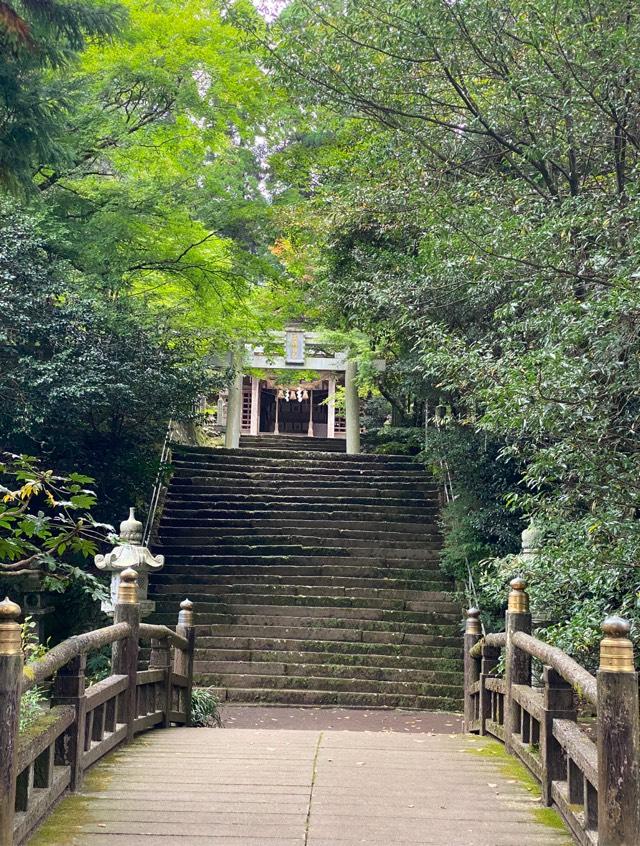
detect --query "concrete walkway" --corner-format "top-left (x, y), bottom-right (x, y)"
top-left (30, 727), bottom-right (572, 845)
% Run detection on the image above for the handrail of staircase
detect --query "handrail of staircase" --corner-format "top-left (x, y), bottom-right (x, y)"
top-left (143, 418), bottom-right (174, 547)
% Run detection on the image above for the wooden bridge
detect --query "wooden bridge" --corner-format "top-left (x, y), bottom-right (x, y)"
top-left (0, 571), bottom-right (639, 845)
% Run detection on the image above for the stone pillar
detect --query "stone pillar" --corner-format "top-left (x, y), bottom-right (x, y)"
top-left (344, 360), bottom-right (360, 455)
top-left (327, 375), bottom-right (336, 438)
top-left (225, 350), bottom-right (243, 449)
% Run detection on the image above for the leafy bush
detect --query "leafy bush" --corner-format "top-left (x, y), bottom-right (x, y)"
top-left (362, 426), bottom-right (425, 456)
top-left (86, 647), bottom-right (112, 685)
top-left (191, 687), bottom-right (223, 728)
top-left (0, 452), bottom-right (110, 599)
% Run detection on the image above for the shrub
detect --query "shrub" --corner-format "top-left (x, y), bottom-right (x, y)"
top-left (191, 687), bottom-right (223, 727)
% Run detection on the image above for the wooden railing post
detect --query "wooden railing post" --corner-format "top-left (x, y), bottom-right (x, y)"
top-left (463, 608), bottom-right (482, 732)
top-left (0, 597), bottom-right (22, 846)
top-left (51, 654), bottom-right (87, 790)
top-left (174, 599), bottom-right (195, 726)
top-left (504, 577), bottom-right (531, 752)
top-left (111, 568), bottom-right (140, 743)
top-left (540, 666), bottom-right (576, 805)
top-left (149, 637), bottom-right (172, 728)
top-left (597, 616), bottom-right (640, 846)
top-left (479, 640), bottom-right (500, 736)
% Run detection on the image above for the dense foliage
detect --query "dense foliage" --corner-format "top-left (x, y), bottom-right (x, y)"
top-left (263, 0), bottom-right (640, 660)
top-left (2, 0), bottom-right (639, 662)
top-left (0, 0), bottom-right (296, 615)
top-left (0, 0), bottom-right (295, 517)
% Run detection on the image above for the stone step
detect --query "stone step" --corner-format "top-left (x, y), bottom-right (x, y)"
top-left (153, 571), bottom-right (451, 589)
top-left (173, 467), bottom-right (429, 483)
top-left (195, 647), bottom-right (462, 672)
top-left (156, 535), bottom-right (441, 552)
top-left (151, 582), bottom-right (456, 603)
top-left (154, 537), bottom-right (438, 563)
top-left (174, 444), bottom-right (418, 467)
top-left (171, 473), bottom-right (437, 492)
top-left (240, 435), bottom-right (346, 447)
top-left (160, 614), bottom-right (461, 639)
top-left (166, 488), bottom-right (436, 506)
top-left (213, 686), bottom-right (462, 710)
top-left (159, 515), bottom-right (436, 532)
top-left (152, 589), bottom-right (458, 614)
top-left (158, 524), bottom-right (437, 542)
top-left (196, 636), bottom-right (462, 661)
top-left (162, 500), bottom-right (438, 517)
top-left (153, 600), bottom-right (460, 627)
top-left (157, 558), bottom-right (445, 575)
top-left (194, 622), bottom-right (460, 647)
top-left (201, 669), bottom-right (462, 699)
top-left (172, 462), bottom-right (428, 481)
top-left (194, 659), bottom-right (461, 686)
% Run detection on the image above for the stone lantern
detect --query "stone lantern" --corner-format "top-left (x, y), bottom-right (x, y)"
top-left (95, 508), bottom-right (164, 618)
top-left (520, 522), bottom-right (542, 563)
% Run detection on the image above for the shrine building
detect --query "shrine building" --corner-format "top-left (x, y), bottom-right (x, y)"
top-left (219, 327), bottom-right (383, 455)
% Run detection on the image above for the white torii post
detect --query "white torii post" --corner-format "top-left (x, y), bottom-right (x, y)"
top-left (344, 360), bottom-right (360, 455)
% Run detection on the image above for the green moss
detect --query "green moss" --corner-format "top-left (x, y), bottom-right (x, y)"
top-left (463, 737), bottom-right (570, 835)
top-left (27, 741), bottom-right (152, 845)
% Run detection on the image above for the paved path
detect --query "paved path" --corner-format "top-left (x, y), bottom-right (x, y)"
top-left (220, 705), bottom-right (463, 733)
top-left (30, 728), bottom-right (572, 846)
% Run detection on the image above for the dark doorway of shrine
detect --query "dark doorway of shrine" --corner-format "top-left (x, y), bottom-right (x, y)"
top-left (259, 388), bottom-right (329, 435)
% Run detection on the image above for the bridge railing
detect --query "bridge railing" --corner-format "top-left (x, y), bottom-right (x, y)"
top-left (0, 568), bottom-right (196, 846)
top-left (463, 578), bottom-right (640, 846)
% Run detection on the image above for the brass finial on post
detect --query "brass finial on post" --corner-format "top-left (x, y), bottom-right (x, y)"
top-left (117, 568), bottom-right (138, 606)
top-left (600, 616), bottom-right (635, 673)
top-left (178, 599), bottom-right (194, 627)
top-left (0, 597), bottom-right (22, 656)
top-left (597, 615), bottom-right (640, 843)
top-left (505, 576), bottom-right (532, 753)
top-left (507, 576), bottom-right (529, 614)
top-left (465, 607), bottom-right (482, 636)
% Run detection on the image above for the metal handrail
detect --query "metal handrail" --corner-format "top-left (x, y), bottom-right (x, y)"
top-left (142, 419), bottom-right (174, 547)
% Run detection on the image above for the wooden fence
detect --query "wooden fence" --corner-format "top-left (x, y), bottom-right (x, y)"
top-left (464, 577), bottom-right (640, 846)
top-left (0, 568), bottom-right (196, 846)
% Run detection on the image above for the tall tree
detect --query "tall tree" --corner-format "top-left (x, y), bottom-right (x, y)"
top-left (0, 0), bottom-right (123, 188)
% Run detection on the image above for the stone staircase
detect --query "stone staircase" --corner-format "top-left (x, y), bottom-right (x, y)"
top-left (149, 439), bottom-right (464, 711)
